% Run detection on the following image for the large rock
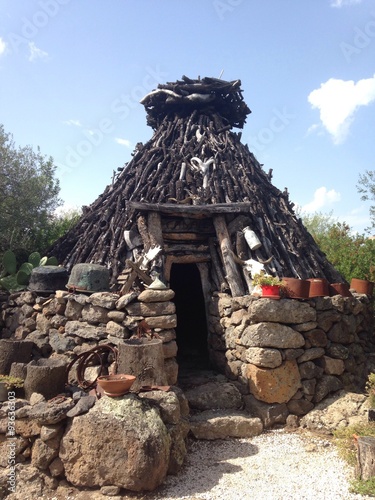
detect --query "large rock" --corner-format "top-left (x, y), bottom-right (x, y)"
top-left (287, 398), bottom-right (314, 416)
top-left (320, 356), bottom-right (345, 375)
top-left (65, 299), bottom-right (85, 320)
top-left (240, 323), bottom-right (305, 349)
top-left (300, 390), bottom-right (368, 433)
top-left (245, 360), bottom-right (301, 404)
top-left (249, 299), bottom-right (316, 324)
top-left (302, 328), bottom-right (328, 347)
top-left (189, 409), bottom-right (263, 440)
top-left (327, 320), bottom-right (352, 344)
top-left (86, 292), bottom-right (118, 309)
top-left (243, 394), bottom-right (289, 428)
top-left (81, 304), bottom-right (109, 324)
top-left (126, 301), bottom-right (176, 316)
top-left (298, 361), bottom-right (324, 380)
top-left (138, 289), bottom-right (175, 303)
top-left (138, 390), bottom-right (181, 424)
top-left (297, 347), bottom-right (325, 363)
top-left (59, 395), bottom-right (171, 491)
top-left (245, 347), bottom-right (282, 368)
top-left (65, 321), bottom-right (107, 340)
top-left (49, 331), bottom-right (76, 353)
top-left (17, 399), bottom-right (75, 425)
top-left (184, 381), bottom-right (242, 410)
top-left (145, 315), bottom-right (177, 329)
top-left (105, 321), bottom-right (130, 339)
top-left (313, 375), bottom-right (343, 403)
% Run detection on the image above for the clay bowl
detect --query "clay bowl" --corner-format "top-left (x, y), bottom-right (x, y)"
top-left (96, 374), bottom-right (136, 397)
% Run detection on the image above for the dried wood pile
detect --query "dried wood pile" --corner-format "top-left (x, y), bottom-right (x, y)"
top-left (49, 76), bottom-right (344, 291)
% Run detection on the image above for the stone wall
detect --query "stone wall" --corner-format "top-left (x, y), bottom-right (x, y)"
top-left (0, 289), bottom-right (179, 385)
top-left (0, 386), bottom-right (190, 496)
top-left (207, 292), bottom-right (375, 420)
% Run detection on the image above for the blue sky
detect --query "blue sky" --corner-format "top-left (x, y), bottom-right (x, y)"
top-left (1, 0), bottom-right (375, 234)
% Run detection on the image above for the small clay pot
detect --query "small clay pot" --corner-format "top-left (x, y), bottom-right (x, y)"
top-left (350, 278), bottom-right (374, 296)
top-left (96, 374), bottom-right (136, 397)
top-left (307, 278), bottom-right (329, 298)
top-left (329, 283), bottom-right (353, 298)
top-left (282, 278), bottom-right (310, 299)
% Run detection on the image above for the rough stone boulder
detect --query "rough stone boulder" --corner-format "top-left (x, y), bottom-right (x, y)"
top-left (300, 390), bottom-right (368, 434)
top-left (239, 322), bottom-right (305, 349)
top-left (189, 409), bottom-right (263, 440)
top-left (59, 395), bottom-right (171, 491)
top-left (184, 381), bottom-right (242, 410)
top-left (245, 360), bottom-right (301, 404)
top-left (249, 299), bottom-right (316, 324)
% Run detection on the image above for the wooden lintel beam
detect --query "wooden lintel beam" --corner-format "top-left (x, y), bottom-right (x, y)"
top-left (129, 201), bottom-right (252, 218)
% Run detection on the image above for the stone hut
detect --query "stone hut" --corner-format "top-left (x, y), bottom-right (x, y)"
top-left (48, 75), bottom-right (359, 372)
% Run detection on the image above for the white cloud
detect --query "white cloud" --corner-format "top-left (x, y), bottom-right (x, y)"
top-left (330, 0), bottom-right (362, 7)
top-left (63, 119), bottom-right (82, 127)
top-left (28, 42), bottom-right (48, 62)
top-left (115, 137), bottom-right (132, 148)
top-left (302, 187), bottom-right (341, 213)
top-left (0, 37), bottom-right (6, 56)
top-left (308, 75), bottom-right (375, 143)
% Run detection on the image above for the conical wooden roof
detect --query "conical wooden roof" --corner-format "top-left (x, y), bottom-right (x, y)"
top-left (50, 76), bottom-right (344, 285)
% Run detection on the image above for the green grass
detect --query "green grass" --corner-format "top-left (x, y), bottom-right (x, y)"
top-left (333, 422), bottom-right (375, 496)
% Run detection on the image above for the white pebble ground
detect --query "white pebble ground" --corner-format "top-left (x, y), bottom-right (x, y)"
top-left (148, 430), bottom-right (370, 500)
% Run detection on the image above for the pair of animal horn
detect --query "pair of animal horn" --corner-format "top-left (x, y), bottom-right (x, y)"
top-left (229, 249), bottom-right (273, 266)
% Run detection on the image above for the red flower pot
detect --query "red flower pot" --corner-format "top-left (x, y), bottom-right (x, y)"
top-left (261, 285), bottom-right (281, 299)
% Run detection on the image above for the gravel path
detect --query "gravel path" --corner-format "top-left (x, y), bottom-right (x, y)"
top-left (145, 430), bottom-right (368, 500)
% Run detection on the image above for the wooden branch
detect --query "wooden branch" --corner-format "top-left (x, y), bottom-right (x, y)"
top-left (213, 215), bottom-right (245, 297)
top-left (147, 212), bottom-right (164, 248)
top-left (209, 238), bottom-right (227, 292)
top-left (136, 215), bottom-right (151, 252)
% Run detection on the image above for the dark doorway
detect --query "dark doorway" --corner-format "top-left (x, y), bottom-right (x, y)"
top-left (170, 263), bottom-right (210, 370)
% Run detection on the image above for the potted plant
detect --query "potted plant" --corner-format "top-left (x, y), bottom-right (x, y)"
top-left (0, 375), bottom-right (24, 401)
top-left (252, 272), bottom-right (284, 299)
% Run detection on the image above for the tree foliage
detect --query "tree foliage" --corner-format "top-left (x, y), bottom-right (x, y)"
top-left (0, 124), bottom-right (61, 257)
top-left (33, 207), bottom-right (82, 253)
top-left (357, 169), bottom-right (375, 230)
top-left (302, 212), bottom-right (375, 283)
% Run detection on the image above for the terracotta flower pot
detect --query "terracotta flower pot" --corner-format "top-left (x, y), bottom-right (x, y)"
top-left (282, 278), bottom-right (310, 299)
top-left (307, 278), bottom-right (329, 297)
top-left (350, 278), bottom-right (374, 296)
top-left (261, 285), bottom-right (281, 299)
top-left (97, 374), bottom-right (136, 397)
top-left (329, 283), bottom-right (353, 298)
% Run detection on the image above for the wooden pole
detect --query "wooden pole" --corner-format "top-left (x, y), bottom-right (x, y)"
top-left (213, 215), bottom-right (245, 297)
top-left (356, 436), bottom-right (375, 480)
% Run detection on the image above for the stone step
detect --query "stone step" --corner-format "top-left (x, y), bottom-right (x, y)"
top-left (189, 409), bottom-right (263, 440)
